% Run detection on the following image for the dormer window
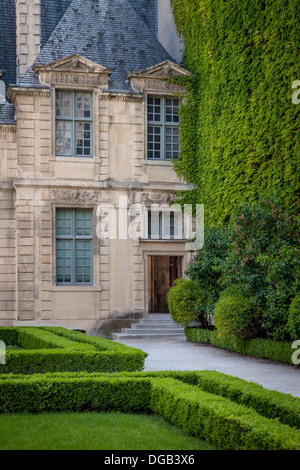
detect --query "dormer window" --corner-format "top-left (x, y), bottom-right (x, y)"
top-left (55, 90), bottom-right (93, 157)
top-left (147, 96), bottom-right (179, 161)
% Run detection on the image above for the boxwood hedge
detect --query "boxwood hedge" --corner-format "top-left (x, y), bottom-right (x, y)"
top-left (0, 370), bottom-right (299, 450)
top-left (184, 326), bottom-right (297, 365)
top-left (0, 327), bottom-right (147, 374)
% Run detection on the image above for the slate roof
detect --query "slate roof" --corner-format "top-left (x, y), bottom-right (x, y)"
top-left (0, 0), bottom-right (16, 92)
top-left (21, 0), bottom-right (172, 91)
top-left (0, 102), bottom-right (15, 124)
top-left (41, 0), bottom-right (74, 48)
top-left (128, 0), bottom-right (158, 37)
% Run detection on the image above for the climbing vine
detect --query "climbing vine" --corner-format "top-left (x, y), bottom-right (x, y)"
top-left (170, 0), bottom-right (300, 226)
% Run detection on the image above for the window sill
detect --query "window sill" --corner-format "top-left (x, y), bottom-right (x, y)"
top-left (143, 160), bottom-right (174, 166)
top-left (139, 238), bottom-right (187, 243)
top-left (51, 285), bottom-right (102, 292)
top-left (50, 156), bottom-right (95, 163)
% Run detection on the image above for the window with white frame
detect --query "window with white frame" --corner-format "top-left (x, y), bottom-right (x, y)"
top-left (147, 96), bottom-right (179, 160)
top-left (55, 90), bottom-right (93, 157)
top-left (147, 209), bottom-right (182, 239)
top-left (56, 208), bottom-right (93, 285)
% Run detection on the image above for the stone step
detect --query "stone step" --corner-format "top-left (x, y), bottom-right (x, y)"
top-left (111, 331), bottom-right (185, 340)
top-left (121, 327), bottom-right (183, 334)
top-left (136, 322), bottom-right (179, 328)
top-left (111, 314), bottom-right (185, 340)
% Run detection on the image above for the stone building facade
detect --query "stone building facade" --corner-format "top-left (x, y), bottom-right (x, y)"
top-left (0, 0), bottom-right (193, 334)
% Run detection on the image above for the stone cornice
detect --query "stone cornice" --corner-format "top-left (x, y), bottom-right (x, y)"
top-left (0, 123), bottom-right (17, 132)
top-left (13, 178), bottom-right (192, 192)
top-left (101, 91), bottom-right (143, 102)
top-left (7, 86), bottom-right (50, 103)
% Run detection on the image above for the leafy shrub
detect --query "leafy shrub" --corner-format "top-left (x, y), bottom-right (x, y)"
top-left (167, 278), bottom-right (212, 328)
top-left (220, 197), bottom-right (300, 341)
top-left (213, 285), bottom-right (264, 339)
top-left (185, 226), bottom-right (229, 317)
top-left (287, 293), bottom-right (300, 341)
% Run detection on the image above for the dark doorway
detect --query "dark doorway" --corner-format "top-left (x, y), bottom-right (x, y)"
top-left (148, 255), bottom-right (182, 313)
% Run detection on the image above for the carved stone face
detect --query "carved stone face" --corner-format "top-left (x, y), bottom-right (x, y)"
top-left (71, 190), bottom-right (80, 200)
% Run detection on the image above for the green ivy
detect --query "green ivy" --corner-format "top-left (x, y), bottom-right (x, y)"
top-left (170, 0), bottom-right (300, 226)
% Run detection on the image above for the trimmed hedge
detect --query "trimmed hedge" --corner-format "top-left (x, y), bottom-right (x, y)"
top-left (150, 377), bottom-right (300, 450)
top-left (181, 370), bottom-right (300, 429)
top-left (40, 327), bottom-right (137, 352)
top-left (0, 375), bottom-right (152, 414)
top-left (0, 327), bottom-right (147, 374)
top-left (0, 371), bottom-right (299, 450)
top-left (185, 326), bottom-right (297, 366)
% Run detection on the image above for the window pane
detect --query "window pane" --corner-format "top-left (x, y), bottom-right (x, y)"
top-left (76, 209), bottom-right (92, 237)
top-left (76, 240), bottom-right (91, 283)
top-left (56, 209), bottom-right (73, 236)
top-left (76, 122), bottom-right (91, 156)
top-left (56, 91), bottom-right (72, 118)
top-left (165, 98), bottom-right (179, 123)
top-left (55, 91), bottom-right (92, 157)
top-left (147, 96), bottom-right (161, 122)
top-left (75, 93), bottom-right (92, 119)
top-left (56, 240), bottom-right (72, 283)
top-left (165, 127), bottom-right (179, 160)
top-left (148, 211), bottom-right (161, 239)
top-left (147, 126), bottom-right (161, 159)
top-left (56, 121), bottom-right (72, 155)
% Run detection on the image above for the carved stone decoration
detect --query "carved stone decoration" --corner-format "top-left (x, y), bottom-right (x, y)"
top-left (50, 189), bottom-right (101, 204)
top-left (126, 60), bottom-right (192, 94)
top-left (33, 54), bottom-right (114, 88)
top-left (142, 192), bottom-right (171, 205)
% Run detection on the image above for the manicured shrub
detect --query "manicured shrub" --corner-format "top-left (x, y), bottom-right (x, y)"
top-left (0, 327), bottom-right (147, 374)
top-left (0, 374), bottom-right (152, 414)
top-left (150, 378), bottom-right (300, 450)
top-left (185, 326), bottom-right (297, 366)
top-left (167, 278), bottom-right (212, 328)
top-left (16, 327), bottom-right (96, 351)
top-left (213, 285), bottom-right (264, 339)
top-left (0, 328), bottom-right (18, 346)
top-left (40, 327), bottom-right (143, 352)
top-left (0, 371), bottom-right (299, 449)
top-left (189, 370), bottom-right (300, 429)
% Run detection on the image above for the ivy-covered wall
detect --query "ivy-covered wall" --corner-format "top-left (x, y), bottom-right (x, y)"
top-left (171, 0), bottom-right (300, 226)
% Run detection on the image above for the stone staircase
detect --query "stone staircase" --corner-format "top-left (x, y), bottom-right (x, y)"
top-left (111, 313), bottom-right (185, 340)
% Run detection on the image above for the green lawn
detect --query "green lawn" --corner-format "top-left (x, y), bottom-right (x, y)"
top-left (0, 412), bottom-right (218, 450)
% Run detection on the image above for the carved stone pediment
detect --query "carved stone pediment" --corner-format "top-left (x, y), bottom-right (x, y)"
top-left (126, 60), bottom-right (192, 94)
top-left (33, 54), bottom-right (114, 88)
